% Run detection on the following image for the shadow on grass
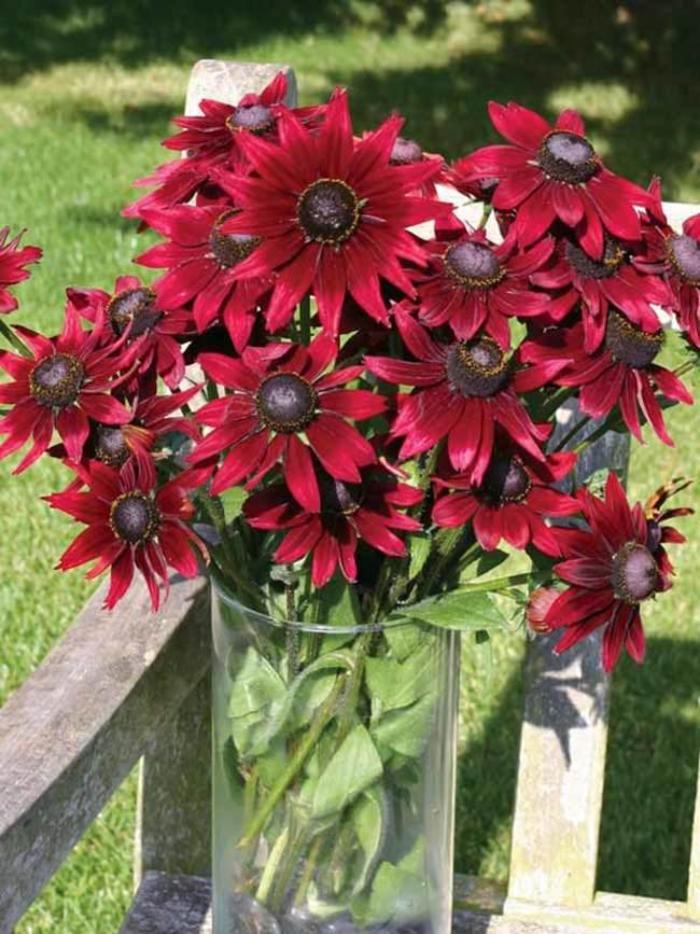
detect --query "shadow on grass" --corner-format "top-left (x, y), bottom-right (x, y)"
top-left (10, 1), bottom-right (696, 198)
top-left (455, 635), bottom-right (700, 901)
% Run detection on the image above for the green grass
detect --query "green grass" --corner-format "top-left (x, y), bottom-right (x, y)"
top-left (1, 1), bottom-right (699, 929)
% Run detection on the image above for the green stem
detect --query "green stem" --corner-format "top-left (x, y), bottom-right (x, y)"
top-left (537, 386), bottom-right (573, 422)
top-left (239, 675), bottom-right (345, 847)
top-left (294, 836), bottom-right (324, 907)
top-left (417, 527), bottom-right (462, 600)
top-left (255, 825), bottom-right (290, 904)
top-left (300, 295), bottom-right (312, 345)
top-left (572, 413), bottom-right (624, 455)
top-left (450, 571), bottom-right (539, 594)
top-left (0, 319), bottom-right (30, 357)
top-left (335, 631), bottom-right (373, 742)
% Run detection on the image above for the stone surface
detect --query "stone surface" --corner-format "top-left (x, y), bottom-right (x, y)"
top-left (0, 574), bottom-right (209, 932)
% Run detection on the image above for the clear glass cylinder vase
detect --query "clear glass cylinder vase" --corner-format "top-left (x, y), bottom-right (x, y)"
top-left (212, 576), bottom-right (460, 934)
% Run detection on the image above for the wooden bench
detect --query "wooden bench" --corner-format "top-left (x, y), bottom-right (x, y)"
top-left (1, 60), bottom-right (700, 934)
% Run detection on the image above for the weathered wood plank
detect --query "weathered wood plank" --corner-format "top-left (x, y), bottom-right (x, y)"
top-left (688, 749), bottom-right (700, 919)
top-left (135, 673), bottom-right (212, 884)
top-left (506, 415), bottom-right (629, 908)
top-left (120, 873), bottom-right (700, 934)
top-left (0, 574), bottom-right (209, 932)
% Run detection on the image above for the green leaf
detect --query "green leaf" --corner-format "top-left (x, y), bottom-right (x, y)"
top-left (218, 485), bottom-right (247, 522)
top-left (408, 533), bottom-right (432, 580)
top-left (228, 648), bottom-right (286, 755)
top-left (365, 643), bottom-right (435, 715)
top-left (352, 861), bottom-right (427, 925)
top-left (0, 318), bottom-right (30, 356)
top-left (351, 787), bottom-right (386, 895)
top-left (312, 724), bottom-right (383, 819)
top-left (371, 692), bottom-right (436, 760)
top-left (393, 588), bottom-right (508, 631)
top-left (384, 622), bottom-right (424, 661)
top-left (312, 575), bottom-right (363, 628)
top-left (244, 649), bottom-right (357, 756)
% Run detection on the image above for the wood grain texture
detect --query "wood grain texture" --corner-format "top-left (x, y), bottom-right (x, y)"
top-left (120, 873), bottom-right (700, 933)
top-left (0, 574), bottom-right (209, 932)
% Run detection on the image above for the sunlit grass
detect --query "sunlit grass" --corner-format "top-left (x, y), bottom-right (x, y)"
top-left (2, 0), bottom-right (699, 928)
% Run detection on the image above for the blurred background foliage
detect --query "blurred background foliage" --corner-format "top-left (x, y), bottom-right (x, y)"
top-left (0, 1), bottom-right (698, 931)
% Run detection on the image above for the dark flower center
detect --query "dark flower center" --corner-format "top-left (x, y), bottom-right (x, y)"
top-left (29, 353), bottom-right (85, 408)
top-left (478, 455), bottom-right (531, 505)
top-left (445, 338), bottom-right (510, 398)
top-left (108, 288), bottom-right (162, 338)
top-left (538, 131), bottom-right (598, 184)
top-left (444, 241), bottom-right (505, 289)
top-left (210, 212), bottom-right (261, 268)
top-left (226, 103), bottom-right (274, 134)
top-left (565, 237), bottom-right (625, 279)
top-left (605, 311), bottom-right (664, 368)
top-left (296, 178), bottom-right (362, 245)
top-left (109, 491), bottom-right (160, 545)
top-left (320, 475), bottom-right (362, 515)
top-left (95, 426), bottom-right (129, 468)
top-left (667, 234), bottom-right (700, 286)
top-left (390, 137), bottom-right (423, 165)
top-left (610, 541), bottom-right (658, 604)
top-left (255, 373), bottom-right (317, 433)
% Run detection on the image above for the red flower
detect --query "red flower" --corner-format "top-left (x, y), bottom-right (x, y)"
top-left (189, 334), bottom-right (386, 509)
top-left (452, 102), bottom-right (653, 257)
top-left (432, 450), bottom-right (579, 555)
top-left (123, 73), bottom-right (323, 220)
top-left (364, 307), bottom-right (555, 485)
top-left (49, 385), bottom-right (201, 488)
top-left (530, 233), bottom-right (672, 352)
top-left (218, 90), bottom-right (449, 336)
top-left (46, 462), bottom-right (207, 610)
top-left (68, 275), bottom-right (191, 392)
top-left (386, 135), bottom-right (447, 197)
top-left (520, 317), bottom-right (692, 446)
top-left (135, 203), bottom-right (271, 351)
top-left (0, 310), bottom-right (133, 473)
top-left (0, 228), bottom-right (42, 313)
top-left (415, 219), bottom-right (553, 347)
top-left (526, 586), bottom-right (559, 634)
top-left (244, 463), bottom-right (422, 587)
top-left (635, 192), bottom-right (700, 348)
top-left (543, 473), bottom-right (683, 671)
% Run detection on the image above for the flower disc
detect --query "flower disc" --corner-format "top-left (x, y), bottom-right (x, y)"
top-left (226, 103), bottom-right (274, 134)
top-left (108, 287), bottom-right (161, 337)
top-left (668, 234), bottom-right (700, 286)
top-left (95, 426), bottom-right (129, 467)
top-left (566, 238), bottom-right (625, 280)
top-left (611, 541), bottom-right (658, 604)
top-left (538, 131), bottom-right (597, 183)
top-left (479, 455), bottom-right (531, 505)
top-left (605, 311), bottom-right (663, 368)
top-left (256, 373), bottom-right (317, 433)
top-left (210, 213), bottom-right (260, 269)
top-left (110, 492), bottom-right (160, 544)
top-left (444, 241), bottom-right (505, 289)
top-left (296, 178), bottom-right (361, 245)
top-left (446, 338), bottom-right (510, 397)
top-left (29, 353), bottom-right (85, 408)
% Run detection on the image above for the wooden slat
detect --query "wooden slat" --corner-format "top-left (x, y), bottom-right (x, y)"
top-left (120, 873), bottom-right (700, 933)
top-left (0, 574), bottom-right (209, 932)
top-left (506, 416), bottom-right (630, 908)
top-left (688, 750), bottom-right (700, 919)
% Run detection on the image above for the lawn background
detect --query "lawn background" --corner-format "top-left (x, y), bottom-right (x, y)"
top-left (1, 1), bottom-right (699, 930)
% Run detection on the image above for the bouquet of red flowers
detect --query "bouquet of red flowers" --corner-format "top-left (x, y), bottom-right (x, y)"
top-left (1, 76), bottom-right (695, 933)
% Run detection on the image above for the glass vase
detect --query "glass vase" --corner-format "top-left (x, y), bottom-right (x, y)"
top-left (212, 575), bottom-right (460, 934)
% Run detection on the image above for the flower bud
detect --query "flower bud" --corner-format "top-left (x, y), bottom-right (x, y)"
top-left (526, 587), bottom-right (559, 634)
